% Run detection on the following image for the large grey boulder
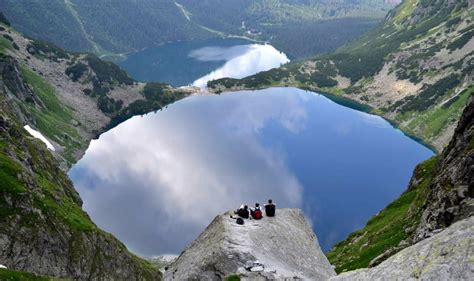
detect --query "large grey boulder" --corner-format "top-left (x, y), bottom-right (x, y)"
top-left (331, 216), bottom-right (474, 280)
top-left (164, 208), bottom-right (336, 280)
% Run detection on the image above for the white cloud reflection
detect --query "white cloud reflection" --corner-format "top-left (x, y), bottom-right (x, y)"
top-left (192, 44), bottom-right (289, 87)
top-left (71, 90), bottom-right (306, 256)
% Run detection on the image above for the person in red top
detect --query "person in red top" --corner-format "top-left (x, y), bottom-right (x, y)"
top-left (251, 203), bottom-right (263, 220)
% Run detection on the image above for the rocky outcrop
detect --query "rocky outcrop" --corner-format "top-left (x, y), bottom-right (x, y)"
top-left (331, 216), bottom-right (474, 280)
top-left (0, 55), bottom-right (43, 109)
top-left (165, 209), bottom-right (336, 280)
top-left (415, 94), bottom-right (474, 241)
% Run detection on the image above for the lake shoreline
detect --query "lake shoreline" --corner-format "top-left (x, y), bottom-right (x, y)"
top-left (208, 84), bottom-right (439, 154)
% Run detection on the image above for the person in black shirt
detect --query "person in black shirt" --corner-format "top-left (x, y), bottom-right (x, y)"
top-left (264, 199), bottom-right (276, 217)
top-left (235, 205), bottom-right (250, 219)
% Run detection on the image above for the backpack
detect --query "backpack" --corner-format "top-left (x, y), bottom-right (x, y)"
top-left (253, 209), bottom-right (263, 220)
top-left (236, 217), bottom-right (244, 225)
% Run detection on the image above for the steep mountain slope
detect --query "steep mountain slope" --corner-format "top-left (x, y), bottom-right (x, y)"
top-left (0, 0), bottom-right (397, 58)
top-left (0, 0), bottom-right (211, 55)
top-left (0, 97), bottom-right (159, 279)
top-left (327, 94), bottom-right (473, 273)
top-left (209, 0), bottom-right (473, 151)
top-left (0, 18), bottom-right (191, 279)
top-left (0, 18), bottom-right (193, 167)
top-left (178, 0), bottom-right (398, 57)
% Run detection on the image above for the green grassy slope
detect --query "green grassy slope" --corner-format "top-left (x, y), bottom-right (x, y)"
top-left (18, 66), bottom-right (85, 163)
top-left (0, 268), bottom-right (67, 281)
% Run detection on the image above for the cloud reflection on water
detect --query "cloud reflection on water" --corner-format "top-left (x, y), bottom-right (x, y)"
top-left (192, 44), bottom-right (289, 87)
top-left (71, 91), bottom-right (306, 255)
top-left (70, 88), bottom-right (434, 256)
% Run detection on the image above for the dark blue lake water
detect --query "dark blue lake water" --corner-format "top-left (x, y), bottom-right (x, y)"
top-left (118, 38), bottom-right (289, 86)
top-left (69, 88), bottom-right (433, 256)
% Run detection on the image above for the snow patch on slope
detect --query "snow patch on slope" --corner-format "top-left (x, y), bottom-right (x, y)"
top-left (24, 125), bottom-right (55, 151)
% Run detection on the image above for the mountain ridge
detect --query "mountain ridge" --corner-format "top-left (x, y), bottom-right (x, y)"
top-left (0, 0), bottom-right (398, 58)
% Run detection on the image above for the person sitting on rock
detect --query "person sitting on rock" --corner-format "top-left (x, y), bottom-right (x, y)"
top-left (264, 199), bottom-right (276, 217)
top-left (235, 205), bottom-right (250, 219)
top-left (251, 203), bottom-right (263, 220)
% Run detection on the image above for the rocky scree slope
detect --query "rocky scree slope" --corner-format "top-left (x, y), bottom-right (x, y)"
top-left (0, 18), bottom-right (194, 167)
top-left (327, 93), bottom-right (474, 273)
top-left (0, 18), bottom-right (193, 280)
top-left (165, 209), bottom-right (336, 280)
top-left (208, 0), bottom-right (474, 152)
top-left (331, 216), bottom-right (474, 280)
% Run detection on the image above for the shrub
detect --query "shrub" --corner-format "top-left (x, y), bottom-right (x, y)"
top-left (97, 95), bottom-right (123, 114)
top-left (311, 72), bottom-right (338, 87)
top-left (26, 41), bottom-right (69, 60)
top-left (396, 74), bottom-right (461, 112)
top-left (446, 17), bottom-right (461, 28)
top-left (82, 88), bottom-right (92, 96)
top-left (65, 62), bottom-right (88, 82)
top-left (85, 55), bottom-right (133, 85)
top-left (143, 82), bottom-right (167, 101)
top-left (447, 30), bottom-right (474, 51)
top-left (2, 34), bottom-right (13, 42)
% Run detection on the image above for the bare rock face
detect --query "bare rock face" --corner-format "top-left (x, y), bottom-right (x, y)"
top-left (415, 94), bottom-right (474, 241)
top-left (331, 216), bottom-right (474, 280)
top-left (165, 209), bottom-right (336, 280)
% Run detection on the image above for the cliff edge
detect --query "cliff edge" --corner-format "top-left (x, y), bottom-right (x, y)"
top-left (164, 209), bottom-right (336, 280)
